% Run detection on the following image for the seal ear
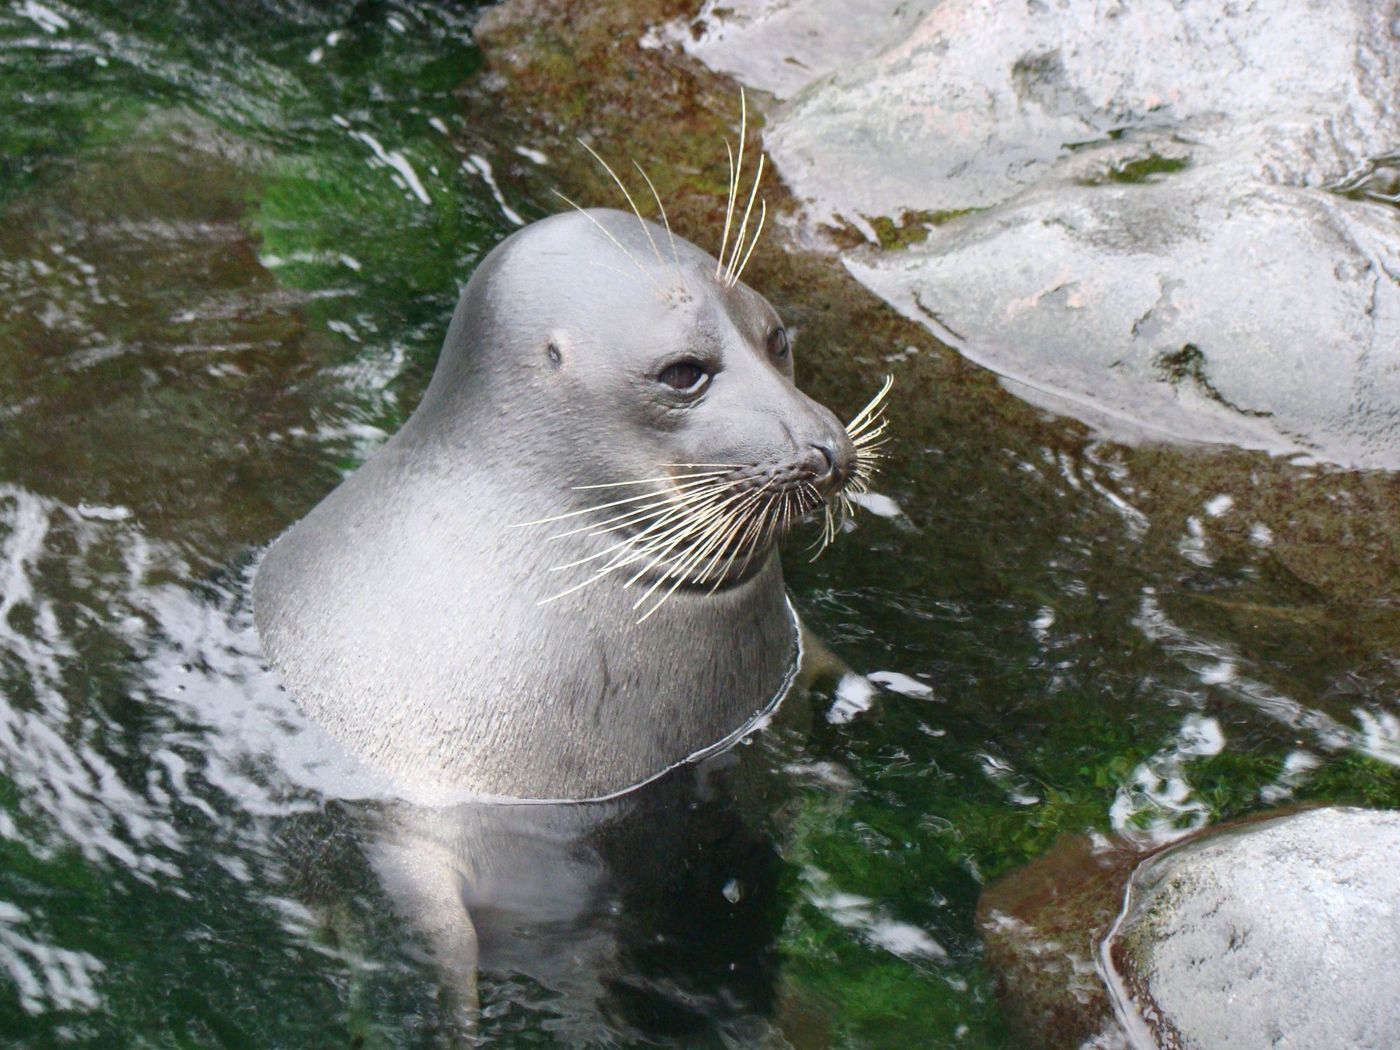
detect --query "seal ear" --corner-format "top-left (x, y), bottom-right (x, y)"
top-left (544, 329), bottom-right (572, 370)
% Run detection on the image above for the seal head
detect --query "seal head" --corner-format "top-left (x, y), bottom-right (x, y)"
top-left (253, 208), bottom-right (858, 802)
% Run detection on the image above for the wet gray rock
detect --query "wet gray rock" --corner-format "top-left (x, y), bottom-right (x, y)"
top-left (677, 0), bottom-right (1400, 467)
top-left (1104, 807), bottom-right (1400, 1049)
top-left (978, 808), bottom-right (1400, 1048)
top-left (848, 166), bottom-right (1400, 465)
top-left (738, 0), bottom-right (1400, 223)
top-left (669, 0), bottom-right (936, 103)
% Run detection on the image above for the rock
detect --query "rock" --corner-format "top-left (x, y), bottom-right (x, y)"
top-left (677, 0), bottom-right (1400, 468)
top-left (1104, 806), bottom-right (1400, 1049)
top-left (979, 807), bottom-right (1400, 1048)
top-left (847, 167), bottom-right (1400, 466)
top-left (977, 832), bottom-right (1140, 1048)
top-left (668, 0), bottom-right (936, 103)
top-left (751, 0), bottom-right (1400, 223)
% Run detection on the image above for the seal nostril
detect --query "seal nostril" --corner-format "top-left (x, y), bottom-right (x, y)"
top-left (809, 442), bottom-right (836, 480)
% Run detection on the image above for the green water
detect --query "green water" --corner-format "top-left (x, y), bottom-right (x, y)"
top-left (1, 1), bottom-right (1397, 1046)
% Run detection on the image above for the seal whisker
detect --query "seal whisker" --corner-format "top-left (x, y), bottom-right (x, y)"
top-left (844, 375), bottom-right (894, 438)
top-left (549, 507), bottom-right (694, 573)
top-left (851, 463), bottom-right (880, 486)
top-left (621, 483), bottom-right (758, 585)
top-left (523, 498), bottom-right (675, 534)
top-left (551, 477), bottom-right (752, 571)
top-left (634, 548), bottom-right (715, 620)
top-left (570, 468), bottom-right (735, 490)
top-left (565, 494), bottom-right (725, 542)
top-left (634, 488), bottom-right (764, 621)
top-left (555, 476), bottom-right (752, 542)
top-left (716, 88), bottom-right (755, 281)
top-left (660, 464), bottom-right (747, 474)
top-left (562, 482), bottom-right (752, 592)
top-left (537, 495), bottom-right (720, 600)
top-left (848, 407), bottom-right (891, 440)
top-left (814, 526), bottom-right (828, 556)
top-left (576, 138), bottom-right (665, 272)
top-left (649, 504), bottom-right (737, 590)
top-left (851, 409), bottom-right (889, 434)
top-left (761, 490), bottom-right (795, 554)
top-left (789, 501), bottom-right (812, 560)
top-left (537, 555), bottom-right (648, 603)
top-left (800, 481), bottom-right (838, 561)
top-left (605, 474), bottom-right (750, 519)
top-left (771, 490), bottom-right (794, 544)
top-left (696, 482), bottom-right (775, 588)
top-left (733, 490), bottom-right (783, 573)
top-left (617, 516), bottom-right (732, 612)
top-left (724, 477), bottom-right (785, 581)
top-left (630, 478), bottom-right (767, 590)
top-left (540, 479), bottom-right (752, 562)
top-left (724, 153), bottom-right (765, 288)
top-left (827, 375), bottom-right (894, 524)
top-left (852, 434), bottom-right (889, 457)
top-left (622, 529), bottom-right (704, 591)
top-left (718, 138), bottom-right (739, 281)
top-left (587, 258), bottom-right (673, 293)
top-left (551, 189), bottom-right (666, 295)
top-left (851, 396), bottom-right (890, 427)
top-left (534, 498), bottom-right (711, 551)
top-left (750, 500), bottom-right (778, 557)
top-left (702, 506), bottom-right (761, 592)
top-left (850, 426), bottom-right (889, 453)
top-left (768, 492), bottom-right (793, 556)
top-left (848, 415), bottom-right (889, 447)
top-left (632, 160), bottom-right (686, 291)
top-left (512, 474), bottom-right (729, 528)
top-left (562, 476), bottom-right (750, 537)
top-left (852, 458), bottom-right (884, 485)
top-left (701, 482), bottom-right (777, 590)
top-left (730, 198), bottom-right (767, 288)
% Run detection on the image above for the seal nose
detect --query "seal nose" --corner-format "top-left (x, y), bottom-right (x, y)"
top-left (805, 439), bottom-right (854, 493)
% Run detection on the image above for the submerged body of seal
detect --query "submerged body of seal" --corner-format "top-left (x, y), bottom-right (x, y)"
top-left (253, 205), bottom-right (884, 802)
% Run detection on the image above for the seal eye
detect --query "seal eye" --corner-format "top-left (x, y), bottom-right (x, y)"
top-left (767, 327), bottom-right (790, 360)
top-left (658, 360), bottom-right (710, 394)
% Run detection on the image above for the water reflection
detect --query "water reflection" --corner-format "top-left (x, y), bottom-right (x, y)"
top-left (364, 758), bottom-right (788, 1044)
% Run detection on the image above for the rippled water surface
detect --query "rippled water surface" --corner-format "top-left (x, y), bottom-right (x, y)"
top-left (2, 1), bottom-right (1398, 1046)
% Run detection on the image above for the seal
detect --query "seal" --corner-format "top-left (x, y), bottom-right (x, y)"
top-left (253, 202), bottom-right (887, 803)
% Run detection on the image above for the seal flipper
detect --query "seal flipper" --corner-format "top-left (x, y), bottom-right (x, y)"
top-left (364, 822), bottom-right (481, 1021)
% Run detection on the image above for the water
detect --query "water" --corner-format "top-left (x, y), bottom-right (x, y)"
top-left (2, 1), bottom-right (1398, 1046)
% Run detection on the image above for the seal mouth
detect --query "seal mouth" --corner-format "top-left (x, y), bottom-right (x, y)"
top-left (516, 376), bottom-right (892, 622)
